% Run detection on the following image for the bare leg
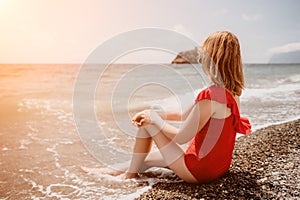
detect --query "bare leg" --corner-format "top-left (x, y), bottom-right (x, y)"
top-left (142, 150), bottom-right (168, 171)
top-left (83, 124), bottom-right (196, 182)
top-left (126, 128), bottom-right (153, 178)
top-left (82, 128), bottom-right (153, 177)
top-left (125, 124), bottom-right (196, 182)
top-left (142, 125), bottom-right (197, 183)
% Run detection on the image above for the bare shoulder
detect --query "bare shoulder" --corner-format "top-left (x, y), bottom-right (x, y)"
top-left (195, 99), bottom-right (214, 115)
top-left (210, 100), bottom-right (231, 119)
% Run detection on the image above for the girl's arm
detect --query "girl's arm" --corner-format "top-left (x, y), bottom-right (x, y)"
top-left (145, 100), bottom-right (213, 144)
top-left (156, 104), bottom-right (194, 121)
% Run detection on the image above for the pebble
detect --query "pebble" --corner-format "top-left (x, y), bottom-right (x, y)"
top-left (271, 172), bottom-right (280, 176)
top-left (257, 177), bottom-right (267, 183)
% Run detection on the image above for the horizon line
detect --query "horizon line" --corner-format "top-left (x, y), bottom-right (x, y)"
top-left (0, 62), bottom-right (300, 65)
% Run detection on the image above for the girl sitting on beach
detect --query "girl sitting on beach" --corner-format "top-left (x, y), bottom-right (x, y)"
top-left (85, 31), bottom-right (251, 183)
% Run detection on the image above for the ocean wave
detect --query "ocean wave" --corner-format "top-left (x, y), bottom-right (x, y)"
top-left (282, 74), bottom-right (300, 83)
top-left (242, 81), bottom-right (300, 103)
top-left (18, 98), bottom-right (73, 120)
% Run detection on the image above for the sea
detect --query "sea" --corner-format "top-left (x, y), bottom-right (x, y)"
top-left (0, 63), bottom-right (299, 199)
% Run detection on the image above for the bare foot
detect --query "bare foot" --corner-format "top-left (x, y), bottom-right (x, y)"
top-left (81, 166), bottom-right (124, 176)
top-left (124, 172), bottom-right (140, 179)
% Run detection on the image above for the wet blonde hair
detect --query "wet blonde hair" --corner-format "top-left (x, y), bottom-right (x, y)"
top-left (199, 31), bottom-right (244, 96)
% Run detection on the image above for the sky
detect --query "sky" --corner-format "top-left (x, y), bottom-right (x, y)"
top-left (0, 0), bottom-right (299, 63)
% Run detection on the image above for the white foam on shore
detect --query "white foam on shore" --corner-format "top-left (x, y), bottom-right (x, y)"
top-left (106, 185), bottom-right (152, 200)
top-left (19, 139), bottom-right (31, 149)
top-left (18, 98), bottom-right (72, 121)
top-left (251, 115), bottom-right (300, 132)
top-left (2, 147), bottom-right (8, 151)
top-left (19, 169), bottom-right (34, 173)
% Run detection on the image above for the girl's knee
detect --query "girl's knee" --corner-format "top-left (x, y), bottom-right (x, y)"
top-left (144, 124), bottom-right (161, 137)
top-left (136, 127), bottom-right (150, 138)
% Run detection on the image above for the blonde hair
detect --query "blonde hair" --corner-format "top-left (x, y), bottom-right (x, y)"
top-left (199, 31), bottom-right (244, 96)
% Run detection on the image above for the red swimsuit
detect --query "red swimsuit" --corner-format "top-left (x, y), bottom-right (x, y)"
top-left (184, 86), bottom-right (251, 183)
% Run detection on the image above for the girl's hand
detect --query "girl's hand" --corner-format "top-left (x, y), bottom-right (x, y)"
top-left (131, 110), bottom-right (151, 127)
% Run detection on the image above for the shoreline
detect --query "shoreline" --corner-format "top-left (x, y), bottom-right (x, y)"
top-left (136, 118), bottom-right (300, 199)
top-left (250, 115), bottom-right (300, 132)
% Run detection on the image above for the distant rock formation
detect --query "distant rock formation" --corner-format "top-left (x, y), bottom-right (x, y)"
top-left (171, 47), bottom-right (199, 64)
top-left (269, 50), bottom-right (300, 63)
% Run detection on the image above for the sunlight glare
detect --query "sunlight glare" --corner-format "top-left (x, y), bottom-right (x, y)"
top-left (0, 0), bottom-right (10, 13)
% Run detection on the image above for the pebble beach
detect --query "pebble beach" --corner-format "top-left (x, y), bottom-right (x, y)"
top-left (137, 119), bottom-right (300, 199)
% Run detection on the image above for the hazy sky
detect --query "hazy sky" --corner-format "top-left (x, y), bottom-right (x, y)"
top-left (0, 0), bottom-right (299, 63)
